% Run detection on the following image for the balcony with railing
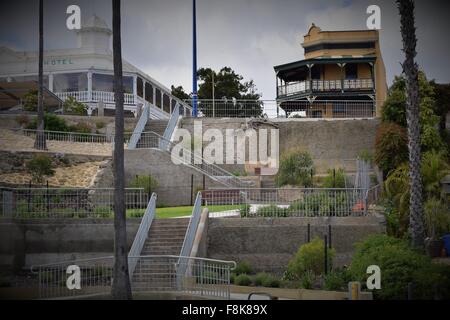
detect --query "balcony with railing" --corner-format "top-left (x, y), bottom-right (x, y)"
top-left (55, 90), bottom-right (136, 105)
top-left (277, 78), bottom-right (374, 97)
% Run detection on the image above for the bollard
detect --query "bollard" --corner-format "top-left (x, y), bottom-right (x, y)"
top-left (348, 282), bottom-right (361, 300)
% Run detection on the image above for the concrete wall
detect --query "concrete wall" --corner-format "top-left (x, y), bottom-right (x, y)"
top-left (206, 215), bottom-right (385, 273)
top-left (124, 148), bottom-right (228, 206)
top-left (181, 118), bottom-right (379, 174)
top-left (0, 219), bottom-right (140, 272)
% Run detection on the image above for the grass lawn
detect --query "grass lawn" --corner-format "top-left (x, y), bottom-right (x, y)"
top-left (126, 204), bottom-right (241, 219)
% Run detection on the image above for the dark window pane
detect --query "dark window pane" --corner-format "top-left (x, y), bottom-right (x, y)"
top-left (145, 82), bottom-right (153, 103)
top-left (163, 94), bottom-right (170, 113)
top-left (137, 77), bottom-right (143, 97)
top-left (54, 73), bottom-right (87, 92)
top-left (123, 76), bottom-right (133, 94)
top-left (345, 64), bottom-right (358, 79)
top-left (92, 73), bottom-right (113, 92)
top-left (155, 88), bottom-right (162, 108)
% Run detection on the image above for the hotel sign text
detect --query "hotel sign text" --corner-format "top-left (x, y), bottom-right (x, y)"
top-left (44, 58), bottom-right (75, 66)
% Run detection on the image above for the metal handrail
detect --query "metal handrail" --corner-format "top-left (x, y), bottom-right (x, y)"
top-left (176, 192), bottom-right (203, 287)
top-left (133, 131), bottom-right (252, 188)
top-left (128, 193), bottom-right (157, 279)
top-left (160, 102), bottom-right (180, 150)
top-left (127, 104), bottom-right (149, 149)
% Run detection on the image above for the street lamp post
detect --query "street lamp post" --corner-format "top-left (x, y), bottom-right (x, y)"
top-left (192, 0), bottom-right (198, 117)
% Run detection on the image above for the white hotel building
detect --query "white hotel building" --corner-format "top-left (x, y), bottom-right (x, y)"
top-left (0, 15), bottom-right (191, 118)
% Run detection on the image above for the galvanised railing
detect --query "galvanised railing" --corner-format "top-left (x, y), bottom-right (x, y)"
top-left (183, 99), bottom-right (376, 119)
top-left (160, 103), bottom-right (181, 151)
top-left (131, 131), bottom-right (254, 188)
top-left (127, 104), bottom-right (150, 149)
top-left (128, 193), bottom-right (157, 280)
top-left (177, 192), bottom-right (202, 286)
top-left (18, 128), bottom-right (114, 144)
top-left (203, 187), bottom-right (370, 217)
top-left (0, 187), bottom-right (146, 219)
top-left (278, 78), bottom-right (374, 96)
top-left (31, 255), bottom-right (236, 299)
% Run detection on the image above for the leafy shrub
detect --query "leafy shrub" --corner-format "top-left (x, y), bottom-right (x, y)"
top-left (255, 205), bottom-right (289, 217)
top-left (322, 168), bottom-right (346, 188)
top-left (127, 209), bottom-right (145, 218)
top-left (234, 261), bottom-right (252, 275)
top-left (374, 122), bottom-right (409, 175)
top-left (128, 175), bottom-right (158, 194)
top-left (230, 273), bottom-right (236, 284)
top-left (95, 121), bottom-right (106, 129)
top-left (287, 237), bottom-right (335, 279)
top-left (15, 114), bottom-right (31, 127)
top-left (22, 90), bottom-right (39, 111)
top-left (63, 96), bottom-right (87, 115)
top-left (261, 275), bottom-right (280, 288)
top-left (234, 274), bottom-right (252, 286)
top-left (384, 151), bottom-right (450, 236)
top-left (93, 206), bottom-right (112, 218)
top-left (424, 197), bottom-right (450, 239)
top-left (323, 270), bottom-right (347, 291)
top-left (253, 272), bottom-right (270, 286)
top-left (289, 192), bottom-right (354, 216)
top-left (69, 122), bottom-right (92, 134)
top-left (299, 270), bottom-right (314, 289)
top-left (26, 154), bottom-right (55, 183)
top-left (276, 149), bottom-right (314, 187)
top-left (239, 204), bottom-right (250, 217)
top-left (27, 113), bottom-right (69, 132)
top-left (347, 234), bottom-right (447, 300)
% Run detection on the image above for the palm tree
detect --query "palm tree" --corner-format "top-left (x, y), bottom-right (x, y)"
top-left (34, 0), bottom-right (46, 150)
top-left (397, 0), bottom-right (424, 249)
top-left (111, 0), bottom-right (132, 299)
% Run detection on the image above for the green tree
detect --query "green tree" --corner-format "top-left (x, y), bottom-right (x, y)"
top-left (374, 122), bottom-right (409, 175)
top-left (111, 0), bottom-right (132, 300)
top-left (170, 85), bottom-right (191, 102)
top-left (382, 73), bottom-right (446, 153)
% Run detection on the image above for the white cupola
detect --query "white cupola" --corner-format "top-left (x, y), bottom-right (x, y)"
top-left (76, 15), bottom-right (112, 51)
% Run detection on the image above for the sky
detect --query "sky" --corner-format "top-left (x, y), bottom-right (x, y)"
top-left (1, 0), bottom-right (450, 100)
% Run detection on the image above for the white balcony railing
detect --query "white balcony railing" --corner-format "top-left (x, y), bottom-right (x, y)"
top-left (278, 78), bottom-right (374, 97)
top-left (55, 90), bottom-right (135, 105)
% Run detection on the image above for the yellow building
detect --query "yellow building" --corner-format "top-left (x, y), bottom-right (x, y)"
top-left (274, 24), bottom-right (387, 118)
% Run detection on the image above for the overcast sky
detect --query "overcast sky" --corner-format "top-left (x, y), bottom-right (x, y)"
top-left (1, 0), bottom-right (450, 100)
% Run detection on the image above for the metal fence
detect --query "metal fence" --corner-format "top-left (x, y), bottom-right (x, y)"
top-left (0, 187), bottom-right (146, 218)
top-left (203, 188), bottom-right (371, 217)
top-left (183, 99), bottom-right (376, 119)
top-left (31, 255), bottom-right (235, 299)
top-left (18, 128), bottom-right (114, 144)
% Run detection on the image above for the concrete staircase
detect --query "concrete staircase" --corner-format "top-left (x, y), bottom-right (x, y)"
top-left (131, 218), bottom-right (189, 291)
top-left (136, 119), bottom-right (169, 148)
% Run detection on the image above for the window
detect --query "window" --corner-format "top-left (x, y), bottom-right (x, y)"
top-left (311, 65), bottom-right (321, 80)
top-left (155, 88), bottom-right (162, 108)
top-left (92, 74), bottom-right (113, 92)
top-left (163, 93), bottom-right (171, 113)
top-left (137, 77), bottom-right (143, 97)
top-left (54, 73), bottom-right (87, 92)
top-left (345, 64), bottom-right (358, 80)
top-left (332, 102), bottom-right (346, 114)
top-left (92, 74), bottom-right (133, 93)
top-left (171, 99), bottom-right (177, 114)
top-left (145, 82), bottom-right (153, 103)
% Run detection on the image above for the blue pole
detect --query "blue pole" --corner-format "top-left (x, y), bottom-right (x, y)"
top-left (192, 0), bottom-right (198, 117)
